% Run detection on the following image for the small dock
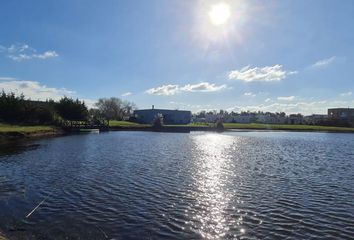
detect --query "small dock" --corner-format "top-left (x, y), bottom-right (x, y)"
top-left (61, 121), bottom-right (109, 132)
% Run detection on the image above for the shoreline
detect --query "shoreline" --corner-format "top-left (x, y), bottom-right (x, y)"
top-left (109, 125), bottom-right (354, 133)
top-left (1, 124), bottom-right (354, 141)
top-left (0, 127), bottom-right (64, 142)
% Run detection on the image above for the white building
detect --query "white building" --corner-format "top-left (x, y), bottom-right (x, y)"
top-left (224, 115), bottom-right (253, 123)
top-left (256, 115), bottom-right (287, 124)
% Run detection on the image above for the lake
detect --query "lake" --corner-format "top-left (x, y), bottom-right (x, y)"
top-left (0, 131), bottom-right (354, 239)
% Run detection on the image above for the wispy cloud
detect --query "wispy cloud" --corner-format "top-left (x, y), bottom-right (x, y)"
top-left (244, 92), bottom-right (256, 97)
top-left (121, 92), bottom-right (132, 97)
top-left (311, 56), bottom-right (336, 68)
top-left (0, 77), bottom-right (75, 100)
top-left (340, 91), bottom-right (352, 97)
top-left (277, 96), bottom-right (295, 101)
top-left (228, 65), bottom-right (297, 82)
top-left (0, 43), bottom-right (58, 61)
top-left (180, 82), bottom-right (227, 92)
top-left (145, 84), bottom-right (180, 96)
top-left (146, 82), bottom-right (227, 96)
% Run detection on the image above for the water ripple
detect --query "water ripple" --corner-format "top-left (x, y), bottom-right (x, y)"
top-left (0, 131), bottom-right (354, 239)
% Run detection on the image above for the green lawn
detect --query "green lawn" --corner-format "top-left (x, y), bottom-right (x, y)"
top-left (109, 121), bottom-right (354, 132)
top-left (163, 122), bottom-right (210, 127)
top-left (223, 123), bottom-right (354, 132)
top-left (1, 122), bottom-right (353, 133)
top-left (108, 120), bottom-right (150, 128)
top-left (0, 124), bottom-right (55, 133)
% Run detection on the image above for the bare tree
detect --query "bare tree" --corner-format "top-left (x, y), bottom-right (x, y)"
top-left (94, 97), bottom-right (122, 122)
top-left (122, 100), bottom-right (137, 115)
top-left (93, 97), bottom-right (137, 122)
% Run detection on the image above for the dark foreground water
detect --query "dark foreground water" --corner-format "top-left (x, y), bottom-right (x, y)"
top-left (0, 131), bottom-right (354, 239)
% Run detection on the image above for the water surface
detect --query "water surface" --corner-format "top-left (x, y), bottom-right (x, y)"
top-left (0, 131), bottom-right (354, 239)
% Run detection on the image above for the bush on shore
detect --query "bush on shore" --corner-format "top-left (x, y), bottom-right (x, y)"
top-left (0, 91), bottom-right (88, 125)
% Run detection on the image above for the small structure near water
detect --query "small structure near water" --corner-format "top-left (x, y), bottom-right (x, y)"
top-left (61, 120), bottom-right (109, 132)
top-left (134, 106), bottom-right (191, 125)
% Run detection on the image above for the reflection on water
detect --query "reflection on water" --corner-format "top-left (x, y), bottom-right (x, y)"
top-left (0, 131), bottom-right (354, 239)
top-left (0, 141), bottom-right (40, 157)
top-left (190, 134), bottom-right (235, 239)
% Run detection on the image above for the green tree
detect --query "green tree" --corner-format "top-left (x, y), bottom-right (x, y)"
top-left (0, 91), bottom-right (26, 123)
top-left (55, 97), bottom-right (88, 121)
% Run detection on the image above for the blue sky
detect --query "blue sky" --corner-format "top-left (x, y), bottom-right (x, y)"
top-left (1, 0), bottom-right (354, 114)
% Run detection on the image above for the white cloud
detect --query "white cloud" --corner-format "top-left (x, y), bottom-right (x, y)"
top-left (8, 54), bottom-right (33, 61)
top-left (0, 43), bottom-right (58, 61)
top-left (244, 92), bottom-right (256, 97)
top-left (145, 84), bottom-right (180, 96)
top-left (277, 96), bottom-right (295, 101)
top-left (180, 82), bottom-right (227, 92)
top-left (265, 98), bottom-right (271, 102)
top-left (340, 91), bottom-right (352, 97)
top-left (146, 82), bottom-right (227, 96)
top-left (81, 99), bottom-right (97, 109)
top-left (121, 92), bottom-right (132, 97)
top-left (228, 65), bottom-right (297, 82)
top-left (34, 51), bottom-right (58, 59)
top-left (0, 78), bottom-right (75, 101)
top-left (311, 56), bottom-right (336, 68)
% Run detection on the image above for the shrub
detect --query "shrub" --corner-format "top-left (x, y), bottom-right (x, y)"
top-left (216, 119), bottom-right (224, 132)
top-left (152, 114), bottom-right (164, 129)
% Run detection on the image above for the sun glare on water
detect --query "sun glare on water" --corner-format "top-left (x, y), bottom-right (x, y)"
top-left (209, 2), bottom-right (231, 26)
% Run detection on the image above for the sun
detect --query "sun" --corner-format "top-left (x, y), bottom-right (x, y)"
top-left (208, 2), bottom-right (231, 26)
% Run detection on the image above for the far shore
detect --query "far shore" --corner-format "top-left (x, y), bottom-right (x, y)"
top-left (1, 121), bottom-right (354, 141)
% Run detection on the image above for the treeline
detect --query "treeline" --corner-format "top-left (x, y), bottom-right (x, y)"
top-left (0, 91), bottom-right (88, 124)
top-left (0, 91), bottom-right (136, 125)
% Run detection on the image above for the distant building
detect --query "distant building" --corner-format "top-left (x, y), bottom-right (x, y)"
top-left (256, 114), bottom-right (287, 124)
top-left (328, 108), bottom-right (354, 125)
top-left (288, 114), bottom-right (304, 124)
top-left (205, 113), bottom-right (222, 123)
top-left (192, 116), bottom-right (206, 123)
top-left (224, 115), bottom-right (253, 123)
top-left (304, 114), bottom-right (328, 125)
top-left (134, 106), bottom-right (191, 124)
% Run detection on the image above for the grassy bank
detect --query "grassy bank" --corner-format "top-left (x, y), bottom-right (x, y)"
top-left (108, 121), bottom-right (354, 133)
top-left (223, 123), bottom-right (354, 132)
top-left (0, 124), bottom-right (55, 133)
top-left (2, 121), bottom-right (353, 136)
top-left (109, 120), bottom-right (150, 128)
top-left (0, 124), bottom-right (63, 141)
